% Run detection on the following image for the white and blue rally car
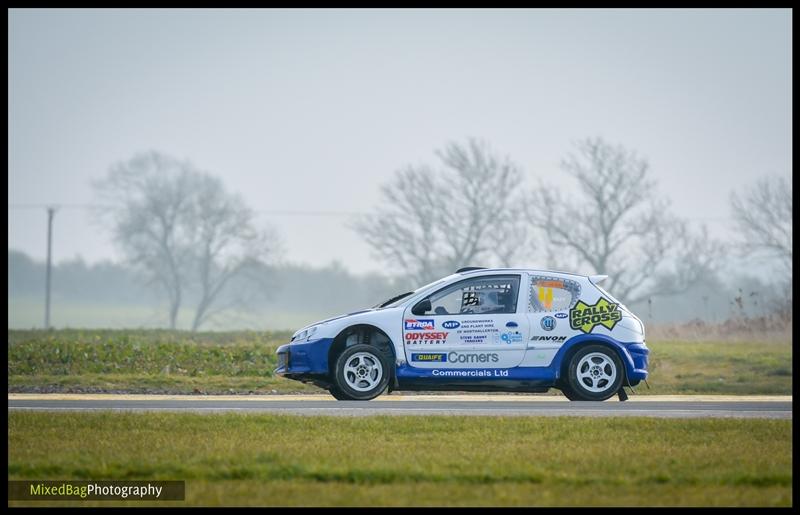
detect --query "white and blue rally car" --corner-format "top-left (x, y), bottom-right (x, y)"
top-left (275, 267), bottom-right (649, 401)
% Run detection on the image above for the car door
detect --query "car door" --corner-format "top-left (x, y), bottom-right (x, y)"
top-left (402, 274), bottom-right (529, 370)
top-left (522, 273), bottom-right (582, 367)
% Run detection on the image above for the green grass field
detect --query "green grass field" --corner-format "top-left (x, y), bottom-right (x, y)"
top-left (7, 329), bottom-right (792, 395)
top-left (7, 329), bottom-right (317, 394)
top-left (646, 339), bottom-right (792, 394)
top-left (7, 412), bottom-right (792, 506)
top-left (8, 297), bottom-right (332, 332)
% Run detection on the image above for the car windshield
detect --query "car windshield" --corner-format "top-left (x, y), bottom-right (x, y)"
top-left (374, 291), bottom-right (414, 308)
top-left (375, 276), bottom-right (453, 309)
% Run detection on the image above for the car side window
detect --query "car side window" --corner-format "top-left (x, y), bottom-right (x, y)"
top-left (414, 275), bottom-right (521, 316)
top-left (529, 277), bottom-right (581, 312)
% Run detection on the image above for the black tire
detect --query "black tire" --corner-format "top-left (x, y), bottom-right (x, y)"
top-left (559, 385), bottom-right (581, 401)
top-left (332, 344), bottom-right (391, 401)
top-left (566, 345), bottom-right (625, 401)
top-left (328, 387), bottom-right (351, 400)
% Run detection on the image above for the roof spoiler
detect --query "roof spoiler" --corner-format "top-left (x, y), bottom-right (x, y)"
top-left (589, 274), bottom-right (608, 284)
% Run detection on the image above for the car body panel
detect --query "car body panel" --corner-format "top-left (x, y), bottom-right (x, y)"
top-left (401, 273), bottom-right (530, 370)
top-left (275, 268), bottom-right (648, 392)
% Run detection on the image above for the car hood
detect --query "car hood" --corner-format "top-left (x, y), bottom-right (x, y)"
top-left (300, 309), bottom-right (375, 331)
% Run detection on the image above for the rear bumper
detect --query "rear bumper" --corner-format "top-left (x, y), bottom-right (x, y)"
top-left (626, 343), bottom-right (649, 382)
top-left (275, 338), bottom-right (334, 376)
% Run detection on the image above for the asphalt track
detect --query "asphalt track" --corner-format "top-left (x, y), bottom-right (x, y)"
top-left (7, 394), bottom-right (792, 419)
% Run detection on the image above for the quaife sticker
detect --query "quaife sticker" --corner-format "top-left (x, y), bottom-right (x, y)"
top-left (411, 353), bottom-right (447, 362)
top-left (569, 298), bottom-right (622, 333)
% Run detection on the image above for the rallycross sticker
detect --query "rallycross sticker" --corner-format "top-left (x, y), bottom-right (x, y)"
top-left (569, 298), bottom-right (622, 333)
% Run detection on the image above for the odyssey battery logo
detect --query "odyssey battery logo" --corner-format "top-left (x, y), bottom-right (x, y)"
top-left (405, 319), bottom-right (435, 331)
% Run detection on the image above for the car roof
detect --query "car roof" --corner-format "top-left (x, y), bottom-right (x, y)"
top-left (456, 267), bottom-right (590, 279)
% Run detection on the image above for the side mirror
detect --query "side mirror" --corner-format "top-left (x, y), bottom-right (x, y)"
top-left (412, 298), bottom-right (431, 316)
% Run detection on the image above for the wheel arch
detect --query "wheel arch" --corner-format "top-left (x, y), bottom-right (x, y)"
top-left (553, 334), bottom-right (635, 385)
top-left (327, 324), bottom-right (397, 379)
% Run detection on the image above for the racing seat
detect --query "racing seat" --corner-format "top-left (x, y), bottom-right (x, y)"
top-left (496, 292), bottom-right (513, 313)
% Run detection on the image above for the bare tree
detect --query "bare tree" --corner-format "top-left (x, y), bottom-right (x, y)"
top-left (527, 137), bottom-right (723, 304)
top-left (94, 153), bottom-right (194, 328)
top-left (352, 139), bottom-right (528, 284)
top-left (94, 151), bottom-right (280, 330)
top-left (187, 174), bottom-right (280, 331)
top-left (730, 175), bottom-right (792, 271)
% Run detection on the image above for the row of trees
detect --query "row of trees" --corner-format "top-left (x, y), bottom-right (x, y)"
top-left (7, 248), bottom-right (780, 328)
top-left (93, 139), bottom-right (791, 330)
top-left (354, 137), bottom-right (791, 306)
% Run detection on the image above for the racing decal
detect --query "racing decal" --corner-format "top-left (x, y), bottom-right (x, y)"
top-left (499, 320), bottom-right (523, 343)
top-left (554, 312), bottom-right (568, 319)
top-left (405, 319), bottom-right (435, 330)
top-left (431, 369), bottom-right (509, 377)
top-left (397, 364), bottom-right (557, 380)
top-left (453, 318), bottom-right (499, 344)
top-left (540, 316), bottom-right (556, 331)
top-left (538, 285), bottom-right (554, 310)
top-left (500, 330), bottom-right (523, 344)
top-left (459, 334), bottom-right (491, 344)
top-left (530, 335), bottom-right (567, 342)
top-left (530, 277), bottom-right (581, 313)
top-left (536, 280), bottom-right (565, 310)
top-left (411, 352), bottom-right (501, 364)
top-left (447, 351), bottom-right (499, 364)
top-left (405, 332), bottom-right (449, 345)
top-left (411, 353), bottom-right (447, 362)
top-left (569, 298), bottom-right (622, 333)
top-left (442, 320), bottom-right (461, 329)
top-left (537, 280), bottom-right (565, 288)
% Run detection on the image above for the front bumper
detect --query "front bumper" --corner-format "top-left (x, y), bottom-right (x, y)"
top-left (275, 337), bottom-right (334, 376)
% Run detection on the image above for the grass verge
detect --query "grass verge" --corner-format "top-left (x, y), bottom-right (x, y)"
top-left (8, 329), bottom-right (793, 395)
top-left (7, 412), bottom-right (792, 506)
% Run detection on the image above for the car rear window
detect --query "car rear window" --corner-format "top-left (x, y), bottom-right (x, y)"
top-left (529, 276), bottom-right (580, 312)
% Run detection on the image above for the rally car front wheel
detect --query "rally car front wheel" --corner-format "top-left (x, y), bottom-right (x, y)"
top-left (331, 344), bottom-right (390, 401)
top-left (564, 345), bottom-right (624, 401)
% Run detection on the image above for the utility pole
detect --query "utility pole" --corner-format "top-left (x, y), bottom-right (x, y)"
top-left (44, 206), bottom-right (55, 329)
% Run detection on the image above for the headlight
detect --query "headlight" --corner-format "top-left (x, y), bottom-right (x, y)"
top-left (292, 325), bottom-right (319, 342)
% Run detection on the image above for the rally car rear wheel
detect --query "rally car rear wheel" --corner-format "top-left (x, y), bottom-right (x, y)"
top-left (559, 385), bottom-right (581, 401)
top-left (328, 387), bottom-right (351, 400)
top-left (332, 344), bottom-right (390, 400)
top-left (566, 345), bottom-right (624, 401)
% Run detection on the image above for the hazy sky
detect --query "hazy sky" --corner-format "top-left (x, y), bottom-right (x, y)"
top-left (8, 8), bottom-right (792, 275)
